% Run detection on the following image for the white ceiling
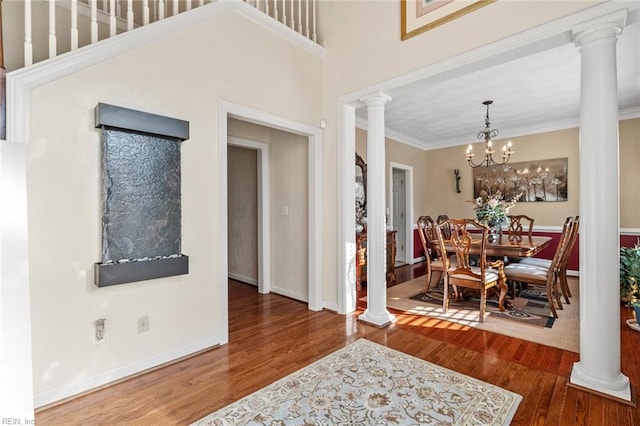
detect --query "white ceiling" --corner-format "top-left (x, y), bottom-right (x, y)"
top-left (356, 20), bottom-right (640, 152)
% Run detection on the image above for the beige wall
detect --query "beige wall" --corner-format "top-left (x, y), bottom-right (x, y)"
top-left (228, 146), bottom-right (259, 283)
top-left (620, 118), bottom-right (640, 228)
top-left (26, 12), bottom-right (321, 399)
top-left (425, 127), bottom-right (580, 225)
top-left (356, 128), bottom-right (429, 224)
top-left (357, 118), bottom-right (640, 229)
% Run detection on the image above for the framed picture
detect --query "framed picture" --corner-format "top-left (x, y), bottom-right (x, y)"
top-left (472, 157), bottom-right (568, 203)
top-left (401, 0), bottom-right (496, 40)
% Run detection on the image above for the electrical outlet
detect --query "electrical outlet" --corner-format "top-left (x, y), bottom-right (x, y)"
top-left (95, 318), bottom-right (106, 344)
top-left (138, 315), bottom-right (149, 333)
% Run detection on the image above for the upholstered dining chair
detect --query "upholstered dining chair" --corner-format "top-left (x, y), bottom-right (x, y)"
top-left (416, 216), bottom-right (448, 294)
top-left (519, 215), bottom-right (579, 303)
top-left (507, 214), bottom-right (535, 242)
top-left (434, 218), bottom-right (508, 322)
top-left (504, 216), bottom-right (575, 318)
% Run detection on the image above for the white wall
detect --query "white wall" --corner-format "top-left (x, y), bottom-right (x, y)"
top-left (25, 10), bottom-right (322, 405)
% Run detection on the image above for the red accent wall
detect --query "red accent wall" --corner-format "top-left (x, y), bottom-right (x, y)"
top-left (412, 227), bottom-right (639, 272)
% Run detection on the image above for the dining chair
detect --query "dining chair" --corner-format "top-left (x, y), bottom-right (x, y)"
top-left (434, 218), bottom-right (508, 322)
top-left (416, 216), bottom-right (448, 294)
top-left (507, 214), bottom-right (535, 242)
top-left (436, 215), bottom-right (452, 239)
top-left (504, 216), bottom-right (575, 318)
top-left (518, 215), bottom-right (579, 303)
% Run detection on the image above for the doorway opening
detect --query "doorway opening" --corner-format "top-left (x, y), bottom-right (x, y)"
top-left (389, 163), bottom-right (414, 267)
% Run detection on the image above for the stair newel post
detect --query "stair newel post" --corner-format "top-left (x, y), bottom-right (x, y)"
top-left (71, 0), bottom-right (78, 50)
top-left (91, 0), bottom-right (98, 43)
top-left (109, 0), bottom-right (116, 36)
top-left (143, 0), bottom-right (149, 25)
top-left (24, 0), bottom-right (33, 66)
top-left (127, 0), bottom-right (133, 31)
top-left (0, 0), bottom-right (5, 140)
top-left (48, 0), bottom-right (56, 58)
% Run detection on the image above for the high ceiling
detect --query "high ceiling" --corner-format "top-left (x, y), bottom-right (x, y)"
top-left (356, 20), bottom-right (639, 152)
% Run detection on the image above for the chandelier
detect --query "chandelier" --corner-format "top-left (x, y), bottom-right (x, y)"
top-left (465, 100), bottom-right (514, 168)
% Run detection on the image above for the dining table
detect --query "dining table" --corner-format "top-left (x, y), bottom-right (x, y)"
top-left (434, 234), bottom-right (552, 308)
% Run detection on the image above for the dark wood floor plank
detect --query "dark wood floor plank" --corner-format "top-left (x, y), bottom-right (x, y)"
top-left (34, 266), bottom-right (639, 425)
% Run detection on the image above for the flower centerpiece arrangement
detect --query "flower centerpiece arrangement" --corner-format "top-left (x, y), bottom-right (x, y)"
top-left (474, 190), bottom-right (522, 234)
top-left (620, 241), bottom-right (640, 319)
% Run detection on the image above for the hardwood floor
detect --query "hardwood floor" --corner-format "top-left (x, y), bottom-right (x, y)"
top-left (36, 264), bottom-right (640, 425)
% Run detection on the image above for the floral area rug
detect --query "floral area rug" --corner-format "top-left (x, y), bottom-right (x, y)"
top-left (192, 339), bottom-right (521, 425)
top-left (408, 285), bottom-right (555, 328)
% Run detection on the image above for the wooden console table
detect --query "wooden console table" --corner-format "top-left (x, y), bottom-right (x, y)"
top-left (356, 230), bottom-right (396, 291)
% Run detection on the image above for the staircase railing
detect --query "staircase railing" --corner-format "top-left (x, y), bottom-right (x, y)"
top-left (14, 0), bottom-right (319, 70)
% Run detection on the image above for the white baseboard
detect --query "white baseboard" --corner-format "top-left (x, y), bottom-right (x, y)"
top-left (411, 255), bottom-right (426, 264)
top-left (34, 335), bottom-right (222, 408)
top-left (323, 300), bottom-right (339, 312)
top-left (228, 272), bottom-right (258, 286)
top-left (271, 286), bottom-right (308, 303)
top-left (567, 270), bottom-right (579, 277)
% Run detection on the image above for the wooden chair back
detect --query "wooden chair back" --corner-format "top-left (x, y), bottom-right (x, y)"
top-left (507, 214), bottom-right (535, 242)
top-left (434, 218), bottom-right (507, 322)
top-left (416, 216), bottom-right (436, 260)
top-left (436, 214), bottom-right (452, 239)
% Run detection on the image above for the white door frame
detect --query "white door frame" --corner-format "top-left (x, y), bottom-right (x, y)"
top-left (389, 162), bottom-right (414, 266)
top-left (227, 137), bottom-right (271, 294)
top-left (218, 101), bottom-right (323, 342)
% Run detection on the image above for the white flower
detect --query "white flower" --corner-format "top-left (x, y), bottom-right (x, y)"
top-left (488, 199), bottom-right (499, 208)
top-left (475, 197), bottom-right (483, 206)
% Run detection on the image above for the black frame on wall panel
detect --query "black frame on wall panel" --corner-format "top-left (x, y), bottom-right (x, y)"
top-left (94, 103), bottom-right (190, 287)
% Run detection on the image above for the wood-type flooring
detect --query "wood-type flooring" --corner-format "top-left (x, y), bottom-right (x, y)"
top-left (35, 263), bottom-right (640, 425)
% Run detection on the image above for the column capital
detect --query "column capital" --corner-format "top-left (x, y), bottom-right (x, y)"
top-left (572, 9), bottom-right (626, 47)
top-left (359, 92), bottom-right (392, 108)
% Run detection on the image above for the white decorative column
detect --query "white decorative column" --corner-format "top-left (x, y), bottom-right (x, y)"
top-left (569, 9), bottom-right (631, 402)
top-left (358, 92), bottom-right (395, 327)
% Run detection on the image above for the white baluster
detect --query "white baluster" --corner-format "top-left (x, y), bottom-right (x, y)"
top-left (290, 0), bottom-right (295, 29)
top-left (305, 0), bottom-right (309, 38)
top-left (297, 0), bottom-right (302, 34)
top-left (102, 0), bottom-right (108, 12)
top-left (265, 0), bottom-right (270, 16)
top-left (143, 0), bottom-right (149, 25)
top-left (273, 0), bottom-right (278, 22)
top-left (312, 0), bottom-right (316, 42)
top-left (91, 0), bottom-right (98, 43)
top-left (116, 0), bottom-right (122, 18)
top-left (199, 0), bottom-right (204, 6)
top-left (71, 0), bottom-right (78, 50)
top-left (24, 0), bottom-right (33, 66)
top-left (186, 0), bottom-right (191, 11)
top-left (172, 0), bottom-right (178, 16)
top-left (127, 0), bottom-right (133, 30)
top-left (282, 0), bottom-right (286, 25)
top-left (48, 0), bottom-right (56, 58)
top-left (159, 0), bottom-right (165, 19)
top-left (110, 0), bottom-right (116, 36)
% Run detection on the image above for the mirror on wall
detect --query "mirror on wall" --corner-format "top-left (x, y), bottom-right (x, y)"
top-left (356, 153), bottom-right (367, 232)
